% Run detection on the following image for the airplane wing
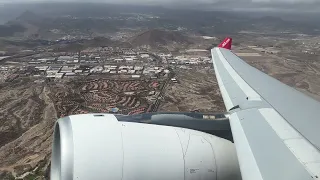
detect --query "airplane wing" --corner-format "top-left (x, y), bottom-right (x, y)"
top-left (211, 38), bottom-right (320, 180)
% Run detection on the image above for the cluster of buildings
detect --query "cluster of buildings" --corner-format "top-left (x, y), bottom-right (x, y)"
top-left (26, 46), bottom-right (213, 67)
top-left (33, 65), bottom-right (170, 79)
top-left (248, 46), bottom-right (280, 54)
top-left (168, 56), bottom-right (211, 65)
top-left (36, 65), bottom-right (87, 79)
top-left (114, 55), bottom-right (139, 62)
top-left (143, 67), bottom-right (170, 79)
top-left (0, 66), bottom-right (17, 82)
top-left (5, 45), bottom-right (214, 82)
top-left (29, 56), bottom-right (80, 64)
top-left (29, 54), bottom-right (143, 65)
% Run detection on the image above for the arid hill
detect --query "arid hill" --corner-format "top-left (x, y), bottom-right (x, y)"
top-left (130, 29), bottom-right (191, 48)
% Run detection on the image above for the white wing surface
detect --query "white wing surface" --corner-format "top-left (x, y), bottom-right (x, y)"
top-left (211, 47), bottom-right (320, 180)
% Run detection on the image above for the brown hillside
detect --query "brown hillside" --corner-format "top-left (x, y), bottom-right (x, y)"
top-left (130, 29), bottom-right (191, 47)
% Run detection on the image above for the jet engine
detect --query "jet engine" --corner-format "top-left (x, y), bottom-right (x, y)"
top-left (51, 114), bottom-right (241, 180)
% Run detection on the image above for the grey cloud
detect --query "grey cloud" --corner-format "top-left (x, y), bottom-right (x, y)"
top-left (184, 0), bottom-right (320, 12)
top-left (0, 0), bottom-right (319, 3)
top-left (0, 0), bottom-right (320, 12)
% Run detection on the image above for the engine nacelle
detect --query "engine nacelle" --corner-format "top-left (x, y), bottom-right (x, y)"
top-left (51, 114), bottom-right (241, 180)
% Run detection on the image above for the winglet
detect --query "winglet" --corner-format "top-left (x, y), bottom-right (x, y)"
top-left (218, 37), bottom-right (232, 50)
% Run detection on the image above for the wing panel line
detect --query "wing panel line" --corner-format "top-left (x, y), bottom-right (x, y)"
top-left (259, 108), bottom-right (320, 178)
top-left (229, 113), bottom-right (263, 180)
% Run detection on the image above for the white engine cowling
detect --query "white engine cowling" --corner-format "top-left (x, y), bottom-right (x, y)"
top-left (51, 114), bottom-right (241, 180)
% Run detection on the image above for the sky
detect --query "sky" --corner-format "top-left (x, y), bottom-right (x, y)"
top-left (0, 0), bottom-right (319, 12)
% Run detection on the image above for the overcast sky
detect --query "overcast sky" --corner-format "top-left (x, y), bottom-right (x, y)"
top-left (0, 0), bottom-right (320, 12)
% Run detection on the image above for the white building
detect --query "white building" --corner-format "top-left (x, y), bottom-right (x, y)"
top-left (114, 58), bottom-right (123, 62)
top-left (125, 58), bottom-right (134, 61)
top-left (35, 66), bottom-right (49, 71)
top-left (128, 70), bottom-right (136, 74)
top-left (65, 72), bottom-right (76, 76)
top-left (58, 56), bottom-right (73, 61)
top-left (134, 66), bottom-right (143, 71)
top-left (60, 66), bottom-right (74, 73)
top-left (55, 73), bottom-right (65, 79)
top-left (75, 69), bottom-right (83, 73)
top-left (119, 69), bottom-right (127, 73)
top-left (132, 75), bottom-right (141, 78)
top-left (140, 54), bottom-right (149, 58)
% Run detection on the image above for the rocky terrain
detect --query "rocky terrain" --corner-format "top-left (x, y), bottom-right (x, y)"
top-left (159, 67), bottom-right (225, 113)
top-left (0, 79), bottom-right (57, 179)
top-left (0, 68), bottom-right (226, 179)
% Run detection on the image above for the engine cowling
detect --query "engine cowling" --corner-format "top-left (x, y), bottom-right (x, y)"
top-left (51, 114), bottom-right (241, 180)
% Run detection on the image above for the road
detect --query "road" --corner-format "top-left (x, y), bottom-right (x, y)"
top-left (150, 72), bottom-right (173, 112)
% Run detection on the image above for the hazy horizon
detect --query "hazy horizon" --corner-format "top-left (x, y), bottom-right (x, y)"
top-left (1, 0), bottom-right (320, 12)
top-left (0, 1), bottom-right (320, 25)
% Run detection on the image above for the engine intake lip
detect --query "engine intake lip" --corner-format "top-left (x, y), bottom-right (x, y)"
top-left (51, 117), bottom-right (74, 180)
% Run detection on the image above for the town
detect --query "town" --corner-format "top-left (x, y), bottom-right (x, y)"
top-left (0, 46), bottom-right (211, 81)
top-left (0, 46), bottom-right (213, 119)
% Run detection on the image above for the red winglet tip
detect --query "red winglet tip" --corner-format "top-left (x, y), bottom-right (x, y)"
top-left (218, 37), bottom-right (232, 50)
